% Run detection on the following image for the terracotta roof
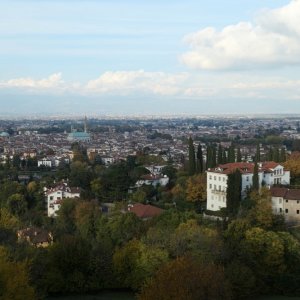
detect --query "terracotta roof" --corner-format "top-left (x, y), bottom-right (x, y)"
top-left (286, 189), bottom-right (300, 200)
top-left (209, 161), bottom-right (282, 175)
top-left (270, 187), bottom-right (287, 198)
top-left (270, 187), bottom-right (300, 200)
top-left (128, 203), bottom-right (163, 219)
top-left (18, 227), bottom-right (52, 245)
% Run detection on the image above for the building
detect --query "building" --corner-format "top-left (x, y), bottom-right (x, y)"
top-left (135, 174), bottom-right (169, 188)
top-left (17, 227), bottom-right (53, 248)
top-left (128, 203), bottom-right (164, 220)
top-left (271, 187), bottom-right (300, 224)
top-left (207, 162), bottom-right (290, 212)
top-left (67, 116), bottom-right (91, 142)
top-left (45, 182), bottom-right (81, 217)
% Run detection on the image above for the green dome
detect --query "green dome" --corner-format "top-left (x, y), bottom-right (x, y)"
top-left (0, 132), bottom-right (9, 137)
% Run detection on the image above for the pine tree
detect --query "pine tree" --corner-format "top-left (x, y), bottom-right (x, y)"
top-left (196, 143), bottom-right (204, 173)
top-left (228, 146), bottom-right (235, 163)
top-left (188, 137), bottom-right (196, 175)
top-left (236, 148), bottom-right (242, 162)
top-left (252, 162), bottom-right (259, 191)
top-left (227, 169), bottom-right (242, 216)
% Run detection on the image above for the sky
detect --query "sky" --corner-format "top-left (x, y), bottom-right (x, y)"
top-left (1, 0), bottom-right (300, 116)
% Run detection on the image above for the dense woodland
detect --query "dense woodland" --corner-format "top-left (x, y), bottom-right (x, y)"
top-left (2, 138), bottom-right (300, 299)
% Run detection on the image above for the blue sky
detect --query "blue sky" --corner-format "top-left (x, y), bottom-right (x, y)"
top-left (1, 0), bottom-right (300, 116)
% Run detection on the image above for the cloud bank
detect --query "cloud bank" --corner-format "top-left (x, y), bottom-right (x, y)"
top-left (181, 0), bottom-right (300, 70)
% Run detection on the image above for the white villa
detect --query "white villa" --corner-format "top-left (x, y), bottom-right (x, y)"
top-left (207, 162), bottom-right (290, 212)
top-left (45, 182), bottom-right (80, 217)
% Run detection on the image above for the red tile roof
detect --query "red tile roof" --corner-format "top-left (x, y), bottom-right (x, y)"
top-left (209, 161), bottom-right (282, 175)
top-left (128, 203), bottom-right (163, 219)
top-left (270, 187), bottom-right (300, 200)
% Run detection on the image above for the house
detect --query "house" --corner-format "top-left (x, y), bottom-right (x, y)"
top-left (17, 227), bottom-right (53, 248)
top-left (271, 187), bottom-right (300, 224)
top-left (38, 156), bottom-right (70, 168)
top-left (45, 182), bottom-right (80, 217)
top-left (128, 203), bottom-right (163, 219)
top-left (207, 161), bottom-right (290, 212)
top-left (135, 174), bottom-right (169, 188)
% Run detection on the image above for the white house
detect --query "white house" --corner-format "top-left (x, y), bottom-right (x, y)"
top-left (45, 182), bottom-right (80, 217)
top-left (271, 187), bottom-right (300, 224)
top-left (38, 156), bottom-right (70, 168)
top-left (145, 165), bottom-right (166, 176)
top-left (207, 162), bottom-right (290, 212)
top-left (135, 174), bottom-right (169, 188)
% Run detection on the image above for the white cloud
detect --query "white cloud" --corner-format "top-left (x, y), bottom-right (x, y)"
top-left (0, 73), bottom-right (64, 89)
top-left (86, 70), bottom-right (188, 96)
top-left (181, 0), bottom-right (300, 70)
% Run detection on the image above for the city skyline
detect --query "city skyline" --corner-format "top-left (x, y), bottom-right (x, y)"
top-left (1, 0), bottom-right (300, 115)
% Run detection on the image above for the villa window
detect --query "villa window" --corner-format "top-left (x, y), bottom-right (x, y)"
top-left (285, 209), bottom-right (289, 214)
top-left (297, 210), bottom-right (300, 215)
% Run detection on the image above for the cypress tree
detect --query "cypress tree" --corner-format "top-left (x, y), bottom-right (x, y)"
top-left (252, 162), bottom-right (259, 191)
top-left (267, 147), bottom-right (273, 161)
top-left (227, 169), bottom-right (242, 216)
top-left (206, 145), bottom-right (212, 170)
top-left (222, 149), bottom-right (227, 164)
top-left (273, 148), bottom-right (280, 163)
top-left (188, 137), bottom-right (196, 175)
top-left (228, 146), bottom-right (235, 163)
top-left (280, 148), bottom-right (286, 162)
top-left (218, 144), bottom-right (223, 165)
top-left (255, 144), bottom-right (261, 162)
top-left (236, 148), bottom-right (242, 162)
top-left (212, 145), bottom-right (217, 168)
top-left (196, 143), bottom-right (204, 173)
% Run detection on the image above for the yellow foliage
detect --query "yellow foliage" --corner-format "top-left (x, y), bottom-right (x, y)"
top-left (186, 174), bottom-right (206, 202)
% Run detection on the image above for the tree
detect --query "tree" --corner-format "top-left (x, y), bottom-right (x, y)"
top-left (228, 145), bottom-right (235, 163)
top-left (280, 148), bottom-right (286, 163)
top-left (227, 169), bottom-right (242, 216)
top-left (0, 246), bottom-right (36, 299)
top-left (252, 162), bottom-right (259, 191)
top-left (273, 147), bottom-right (280, 163)
top-left (186, 174), bottom-right (206, 203)
top-left (255, 144), bottom-right (261, 162)
top-left (188, 137), bottom-right (196, 175)
top-left (7, 193), bottom-right (27, 217)
top-left (113, 239), bottom-right (169, 290)
top-left (218, 144), bottom-right (223, 165)
top-left (196, 143), bottom-right (204, 173)
top-left (138, 257), bottom-right (231, 300)
top-left (236, 148), bottom-right (242, 162)
top-left (247, 188), bottom-right (274, 230)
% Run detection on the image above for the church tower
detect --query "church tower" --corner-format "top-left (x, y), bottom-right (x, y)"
top-left (84, 116), bottom-right (88, 133)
